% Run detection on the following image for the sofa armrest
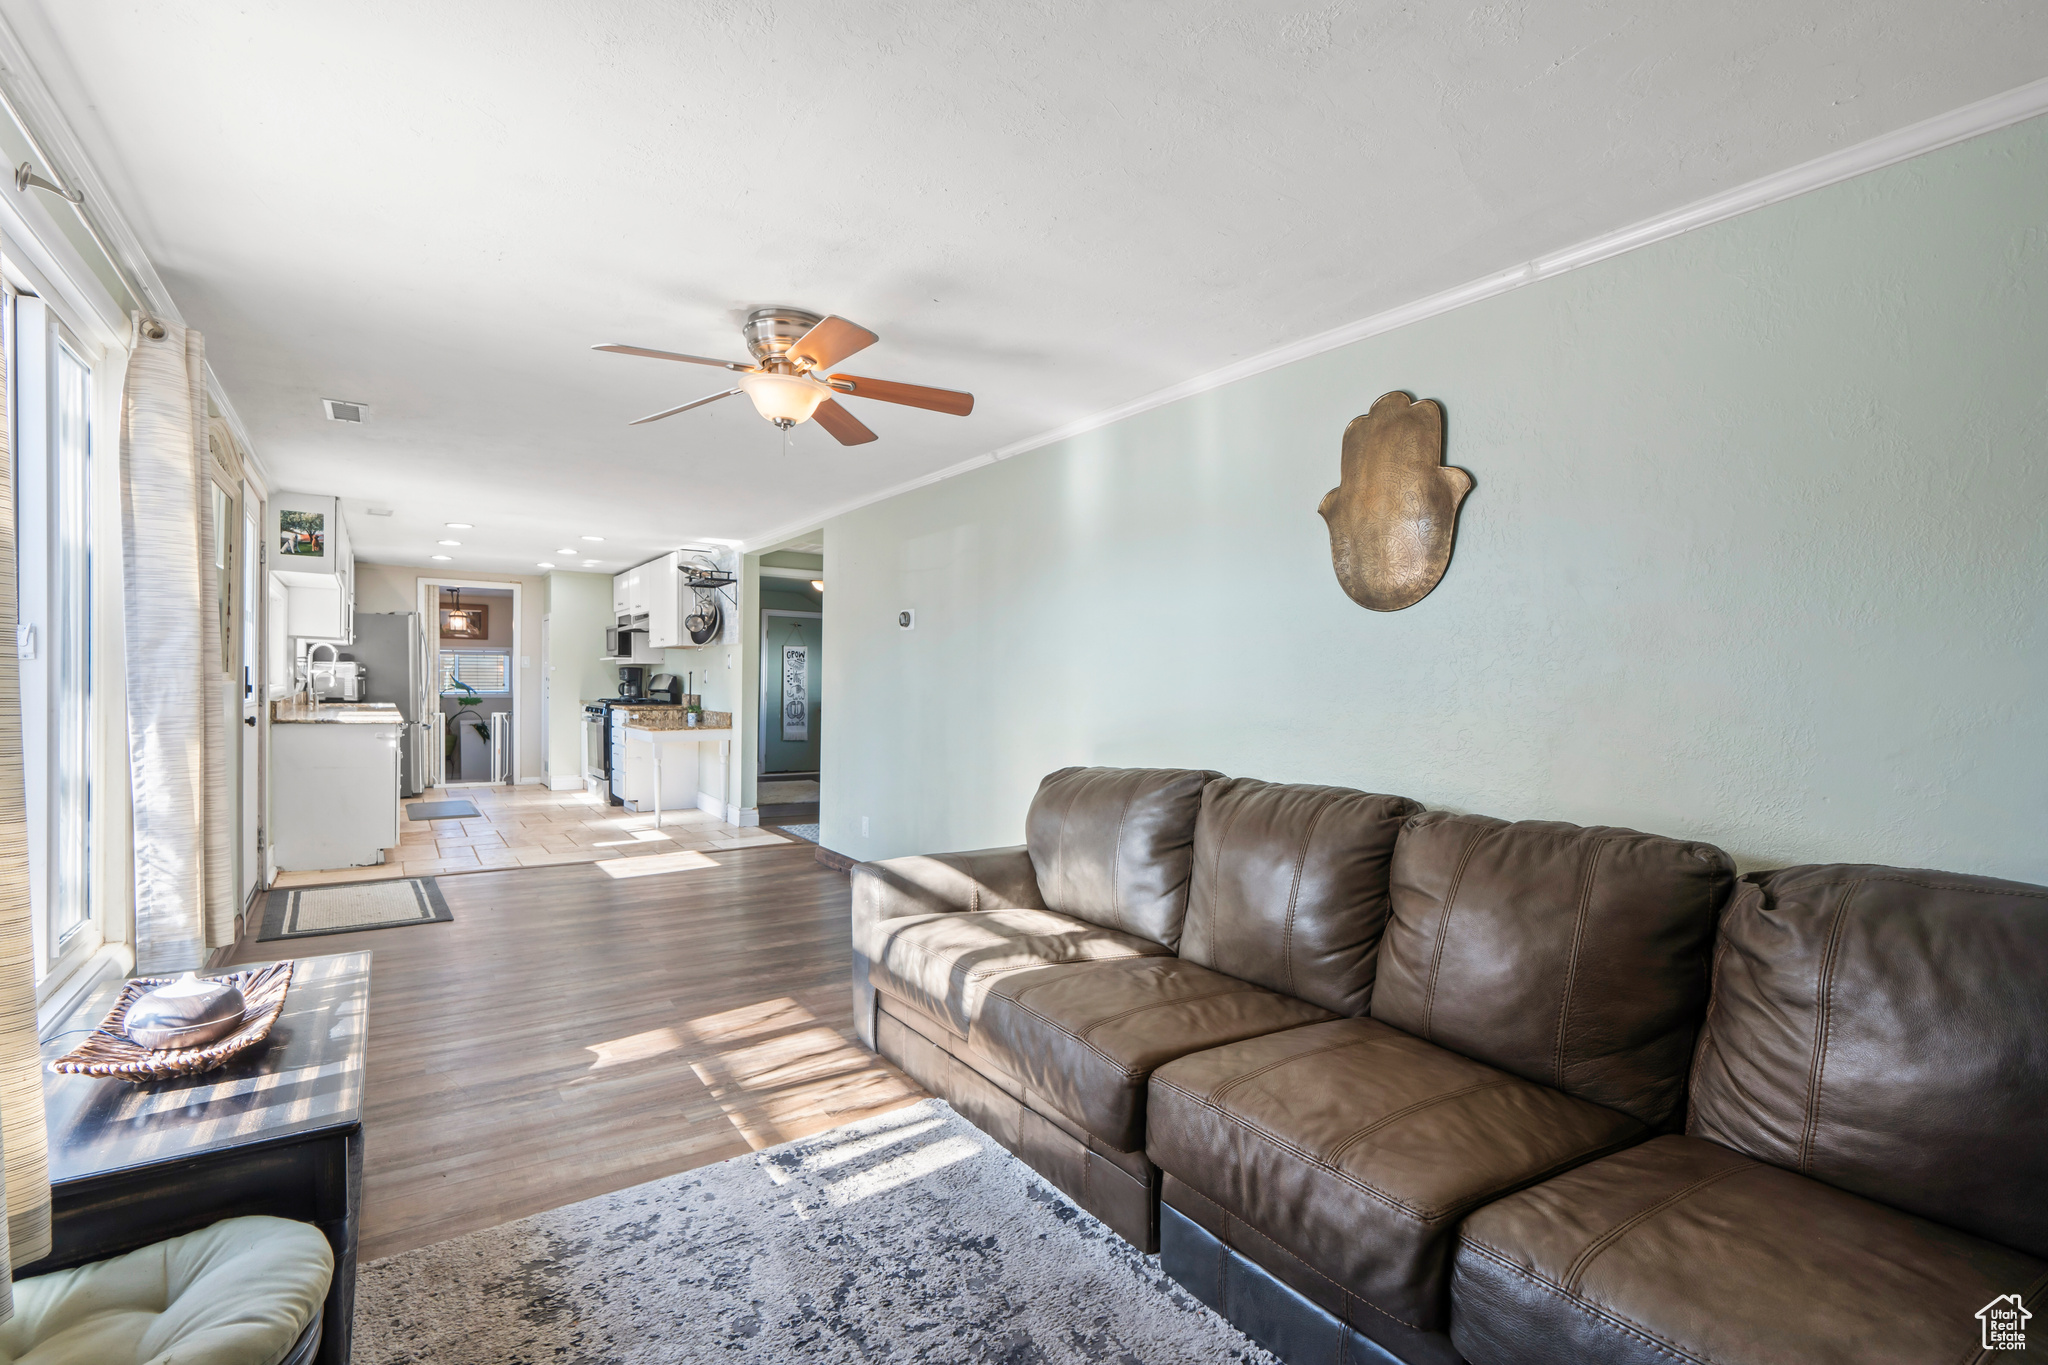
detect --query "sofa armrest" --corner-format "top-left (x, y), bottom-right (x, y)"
top-left (848, 846), bottom-right (1045, 1048)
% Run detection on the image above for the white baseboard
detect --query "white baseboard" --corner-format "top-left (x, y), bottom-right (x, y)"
top-left (725, 803), bottom-right (760, 827)
top-left (697, 793), bottom-right (725, 818)
top-left (548, 775), bottom-right (585, 791)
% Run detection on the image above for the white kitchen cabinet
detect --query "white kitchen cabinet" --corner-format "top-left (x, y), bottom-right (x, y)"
top-left (272, 492), bottom-right (355, 644)
top-left (613, 570), bottom-right (631, 617)
top-left (642, 552), bottom-right (684, 648)
top-left (269, 708), bottom-right (402, 869)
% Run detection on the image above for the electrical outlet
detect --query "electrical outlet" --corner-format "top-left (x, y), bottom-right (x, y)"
top-left (862, 816), bottom-right (870, 837)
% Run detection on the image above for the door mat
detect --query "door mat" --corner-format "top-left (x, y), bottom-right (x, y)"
top-left (258, 877), bottom-right (453, 941)
top-left (407, 799), bottom-right (481, 821)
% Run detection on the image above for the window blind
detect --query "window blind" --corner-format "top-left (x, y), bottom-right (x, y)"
top-left (440, 651), bottom-right (510, 694)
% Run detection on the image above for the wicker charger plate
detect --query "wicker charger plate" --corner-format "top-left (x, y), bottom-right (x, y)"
top-left (52, 961), bottom-right (295, 1082)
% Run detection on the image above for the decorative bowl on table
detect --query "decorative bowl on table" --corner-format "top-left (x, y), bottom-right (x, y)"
top-left (51, 962), bottom-right (295, 1083)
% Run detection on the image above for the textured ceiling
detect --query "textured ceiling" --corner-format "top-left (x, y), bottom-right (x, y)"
top-left (10, 1), bottom-right (2047, 572)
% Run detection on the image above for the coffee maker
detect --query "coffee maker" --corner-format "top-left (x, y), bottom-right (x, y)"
top-left (617, 665), bottom-right (645, 698)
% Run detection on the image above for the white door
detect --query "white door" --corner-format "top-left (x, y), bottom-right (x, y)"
top-left (540, 613), bottom-right (550, 785)
top-left (240, 496), bottom-right (261, 901)
top-left (415, 611), bottom-right (440, 790)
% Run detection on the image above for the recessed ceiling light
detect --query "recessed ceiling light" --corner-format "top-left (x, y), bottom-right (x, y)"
top-left (582, 559), bottom-right (600, 566)
top-left (366, 506), bottom-right (395, 517)
top-left (557, 547), bottom-right (576, 555)
top-left (430, 554), bottom-right (452, 561)
top-left (438, 539), bottom-right (461, 546)
top-left (445, 522), bottom-right (472, 529)
top-left (811, 579), bottom-right (825, 591)
top-left (580, 535), bottom-right (604, 542)
top-left (537, 561), bottom-right (555, 569)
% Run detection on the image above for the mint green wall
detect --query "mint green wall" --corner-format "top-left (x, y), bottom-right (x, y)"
top-left (823, 115), bottom-right (2048, 882)
top-left (543, 570), bottom-right (615, 784)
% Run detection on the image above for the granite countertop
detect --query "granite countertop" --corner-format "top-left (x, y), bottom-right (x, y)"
top-left (271, 698), bottom-right (404, 725)
top-left (625, 709), bottom-right (733, 733)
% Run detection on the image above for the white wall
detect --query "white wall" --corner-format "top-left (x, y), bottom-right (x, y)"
top-left (822, 114), bottom-right (2048, 885)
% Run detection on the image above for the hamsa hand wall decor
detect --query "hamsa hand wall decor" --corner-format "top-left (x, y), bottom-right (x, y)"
top-left (1318, 391), bottom-right (1472, 611)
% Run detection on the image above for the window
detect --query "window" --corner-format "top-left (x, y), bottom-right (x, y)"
top-left (210, 479), bottom-right (234, 674)
top-left (440, 650), bottom-right (511, 695)
top-left (13, 282), bottom-right (99, 983)
top-left (49, 338), bottom-right (92, 953)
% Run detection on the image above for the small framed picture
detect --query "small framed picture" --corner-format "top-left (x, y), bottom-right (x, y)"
top-left (279, 509), bottom-right (325, 557)
top-left (440, 605), bottom-right (488, 639)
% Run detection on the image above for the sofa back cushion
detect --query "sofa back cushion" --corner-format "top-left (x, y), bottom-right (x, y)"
top-left (1025, 767), bottom-right (1221, 949)
top-left (1688, 864), bottom-right (2048, 1258)
top-left (1180, 778), bottom-right (1423, 1015)
top-left (1372, 812), bottom-right (1734, 1129)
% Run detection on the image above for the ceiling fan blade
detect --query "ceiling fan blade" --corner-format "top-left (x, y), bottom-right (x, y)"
top-left (629, 387), bottom-right (742, 425)
top-left (595, 343), bottom-right (753, 372)
top-left (810, 398), bottom-right (878, 446)
top-left (828, 373), bottom-right (974, 417)
top-left (788, 316), bottom-right (878, 372)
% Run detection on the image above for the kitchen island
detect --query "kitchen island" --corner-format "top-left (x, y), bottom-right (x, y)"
top-left (619, 710), bottom-right (734, 827)
top-left (271, 698), bottom-right (403, 870)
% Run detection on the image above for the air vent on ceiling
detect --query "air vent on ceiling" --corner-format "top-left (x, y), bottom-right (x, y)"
top-left (322, 398), bottom-right (370, 423)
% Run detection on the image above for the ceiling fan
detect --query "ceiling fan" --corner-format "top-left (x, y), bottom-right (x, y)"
top-left (594, 306), bottom-right (974, 446)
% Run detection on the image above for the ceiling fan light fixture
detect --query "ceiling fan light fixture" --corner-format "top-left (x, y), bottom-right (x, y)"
top-left (739, 371), bottom-right (830, 428)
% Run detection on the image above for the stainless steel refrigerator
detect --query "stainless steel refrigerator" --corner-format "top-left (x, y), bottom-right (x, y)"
top-left (352, 612), bottom-right (426, 796)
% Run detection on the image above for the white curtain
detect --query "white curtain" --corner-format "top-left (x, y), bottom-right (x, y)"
top-left (120, 319), bottom-right (232, 972)
top-left (0, 286), bottom-right (54, 1313)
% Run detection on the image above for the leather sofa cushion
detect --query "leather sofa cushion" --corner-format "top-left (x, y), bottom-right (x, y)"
top-left (973, 957), bottom-right (1333, 1153)
top-left (851, 846), bottom-right (1048, 924)
top-left (1450, 1135), bottom-right (2048, 1365)
top-left (1688, 863), bottom-right (2048, 1258)
top-left (1180, 778), bottom-right (1422, 1015)
top-left (1372, 813), bottom-right (1734, 1130)
top-left (1026, 767), bottom-right (1220, 949)
top-left (1148, 1017), bottom-right (1647, 1333)
top-left (2, 1215), bottom-right (331, 1365)
top-left (862, 907), bottom-right (1169, 1038)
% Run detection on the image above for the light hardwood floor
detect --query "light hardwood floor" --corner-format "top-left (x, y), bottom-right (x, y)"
top-left (270, 781), bottom-right (790, 888)
top-left (230, 843), bottom-right (925, 1259)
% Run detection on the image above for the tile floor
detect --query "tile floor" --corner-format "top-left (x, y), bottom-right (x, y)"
top-left (269, 782), bottom-right (792, 888)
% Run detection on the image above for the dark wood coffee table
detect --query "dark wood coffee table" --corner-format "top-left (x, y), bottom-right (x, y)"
top-left (26, 950), bottom-right (369, 1365)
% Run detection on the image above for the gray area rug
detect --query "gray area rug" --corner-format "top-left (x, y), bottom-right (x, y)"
top-left (407, 798), bottom-right (480, 821)
top-left (353, 1099), bottom-right (1276, 1363)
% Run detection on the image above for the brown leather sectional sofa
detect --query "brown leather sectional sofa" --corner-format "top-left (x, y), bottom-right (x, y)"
top-left (849, 766), bottom-right (2048, 1365)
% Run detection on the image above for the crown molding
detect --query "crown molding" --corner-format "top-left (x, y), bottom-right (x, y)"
top-left (0, 6), bottom-right (181, 327)
top-left (742, 74), bottom-right (2048, 552)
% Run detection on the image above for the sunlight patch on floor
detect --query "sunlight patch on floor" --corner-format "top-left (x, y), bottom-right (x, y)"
top-left (689, 1023), bottom-right (924, 1151)
top-left (596, 850), bottom-right (720, 878)
top-left (686, 997), bottom-right (817, 1044)
top-left (584, 1027), bottom-right (685, 1070)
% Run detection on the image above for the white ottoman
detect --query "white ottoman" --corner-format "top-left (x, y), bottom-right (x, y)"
top-left (0, 1215), bottom-right (332, 1365)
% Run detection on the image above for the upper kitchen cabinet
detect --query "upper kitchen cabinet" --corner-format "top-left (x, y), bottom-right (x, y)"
top-left (271, 492), bottom-right (355, 643)
top-left (612, 570), bottom-right (631, 617)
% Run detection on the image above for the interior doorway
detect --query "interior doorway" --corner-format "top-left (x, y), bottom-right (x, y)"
top-left (758, 607), bottom-right (820, 829)
top-left (417, 579), bottom-right (520, 787)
